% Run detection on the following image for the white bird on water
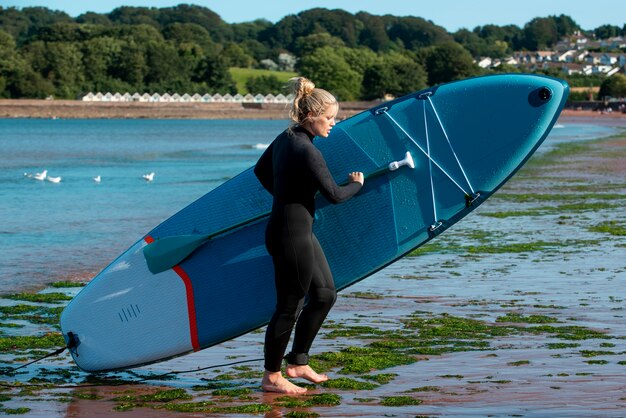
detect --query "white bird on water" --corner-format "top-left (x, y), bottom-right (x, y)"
top-left (93, 175), bottom-right (101, 183)
top-left (33, 170), bottom-right (48, 181)
top-left (47, 175), bottom-right (62, 183)
top-left (142, 172), bottom-right (155, 182)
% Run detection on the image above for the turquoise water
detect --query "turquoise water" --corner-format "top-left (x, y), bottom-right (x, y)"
top-left (0, 118), bottom-right (616, 293)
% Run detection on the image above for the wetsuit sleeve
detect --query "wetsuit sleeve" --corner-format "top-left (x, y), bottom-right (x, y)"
top-left (305, 146), bottom-right (362, 204)
top-left (254, 142), bottom-right (274, 195)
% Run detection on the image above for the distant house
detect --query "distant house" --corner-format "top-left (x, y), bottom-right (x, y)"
top-left (477, 57), bottom-right (492, 68)
top-left (260, 59), bottom-right (279, 71)
top-left (278, 53), bottom-right (296, 71)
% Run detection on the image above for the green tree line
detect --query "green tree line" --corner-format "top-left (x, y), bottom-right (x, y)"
top-left (0, 5), bottom-right (624, 100)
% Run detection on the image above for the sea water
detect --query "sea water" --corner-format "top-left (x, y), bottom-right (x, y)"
top-left (0, 118), bottom-right (616, 293)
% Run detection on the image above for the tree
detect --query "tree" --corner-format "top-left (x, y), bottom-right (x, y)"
top-left (162, 23), bottom-right (215, 53)
top-left (356, 12), bottom-right (392, 51)
top-left (245, 75), bottom-right (284, 94)
top-left (294, 32), bottom-right (345, 56)
top-left (296, 46), bottom-right (361, 101)
top-left (387, 16), bottom-right (452, 50)
top-left (194, 54), bottom-right (237, 94)
top-left (421, 42), bottom-right (477, 86)
top-left (523, 17), bottom-right (558, 50)
top-left (553, 14), bottom-right (580, 38)
top-left (221, 42), bottom-right (255, 68)
top-left (599, 74), bottom-right (626, 99)
top-left (362, 52), bottom-right (427, 100)
top-left (594, 24), bottom-right (621, 39)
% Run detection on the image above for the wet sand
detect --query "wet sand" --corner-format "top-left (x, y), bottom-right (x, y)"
top-left (1, 116), bottom-right (625, 417)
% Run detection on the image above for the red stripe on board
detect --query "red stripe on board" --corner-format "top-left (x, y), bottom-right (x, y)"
top-left (145, 234), bottom-right (200, 351)
top-left (173, 265), bottom-right (200, 351)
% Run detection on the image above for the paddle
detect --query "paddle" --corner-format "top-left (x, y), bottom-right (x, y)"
top-left (143, 152), bottom-right (415, 274)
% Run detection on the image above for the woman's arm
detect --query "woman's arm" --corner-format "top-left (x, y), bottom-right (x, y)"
top-left (306, 146), bottom-right (362, 204)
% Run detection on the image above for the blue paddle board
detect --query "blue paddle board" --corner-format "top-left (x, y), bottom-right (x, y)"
top-left (60, 74), bottom-right (569, 372)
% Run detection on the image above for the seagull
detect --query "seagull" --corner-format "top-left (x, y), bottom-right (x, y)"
top-left (47, 175), bottom-right (62, 183)
top-left (33, 170), bottom-right (47, 181)
top-left (93, 175), bottom-right (101, 183)
top-left (142, 172), bottom-right (155, 182)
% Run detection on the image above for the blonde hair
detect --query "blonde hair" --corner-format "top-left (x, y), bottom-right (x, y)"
top-left (288, 77), bottom-right (337, 126)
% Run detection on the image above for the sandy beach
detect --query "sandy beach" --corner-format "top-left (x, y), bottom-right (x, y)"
top-left (0, 115), bottom-right (625, 417)
top-left (1, 99), bottom-right (624, 122)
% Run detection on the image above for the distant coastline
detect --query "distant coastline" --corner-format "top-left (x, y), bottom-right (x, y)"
top-left (0, 99), bottom-right (624, 121)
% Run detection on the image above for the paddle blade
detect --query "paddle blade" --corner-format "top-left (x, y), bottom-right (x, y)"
top-left (143, 234), bottom-right (210, 274)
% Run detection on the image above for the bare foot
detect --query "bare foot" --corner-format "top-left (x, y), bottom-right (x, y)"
top-left (262, 371), bottom-right (307, 394)
top-left (285, 364), bottom-right (329, 383)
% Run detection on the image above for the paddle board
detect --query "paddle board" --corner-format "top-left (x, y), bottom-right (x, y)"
top-left (60, 74), bottom-right (569, 372)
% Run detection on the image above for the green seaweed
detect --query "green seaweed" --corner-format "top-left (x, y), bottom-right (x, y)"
top-left (276, 393), bottom-right (341, 408)
top-left (507, 360), bottom-right (530, 366)
top-left (3, 292), bottom-right (72, 304)
top-left (496, 313), bottom-right (560, 324)
top-left (379, 396), bottom-right (423, 406)
top-left (211, 387), bottom-right (253, 397)
top-left (361, 373), bottom-right (397, 384)
top-left (314, 347), bottom-right (415, 374)
top-left (321, 377), bottom-right (378, 390)
top-left (545, 342), bottom-right (580, 349)
top-left (162, 401), bottom-right (216, 413)
top-left (589, 221), bottom-right (626, 236)
top-left (49, 281), bottom-right (86, 288)
top-left (579, 350), bottom-right (616, 358)
top-left (285, 412), bottom-right (320, 418)
top-left (0, 408), bottom-right (31, 415)
top-left (0, 333), bottom-right (64, 352)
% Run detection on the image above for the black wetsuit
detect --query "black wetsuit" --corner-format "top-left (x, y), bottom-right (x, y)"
top-left (254, 125), bottom-right (362, 372)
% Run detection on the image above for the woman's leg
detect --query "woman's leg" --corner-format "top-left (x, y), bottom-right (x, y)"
top-left (285, 234), bottom-right (336, 383)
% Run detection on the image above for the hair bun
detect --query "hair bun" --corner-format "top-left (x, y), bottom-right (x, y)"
top-left (291, 77), bottom-right (315, 97)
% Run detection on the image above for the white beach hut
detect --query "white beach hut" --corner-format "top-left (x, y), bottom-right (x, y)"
top-left (222, 93), bottom-right (234, 102)
top-left (243, 94), bottom-right (255, 103)
top-left (233, 94), bottom-right (244, 102)
top-left (171, 93), bottom-right (181, 102)
top-left (201, 93), bottom-right (212, 102)
top-left (82, 92), bottom-right (95, 101)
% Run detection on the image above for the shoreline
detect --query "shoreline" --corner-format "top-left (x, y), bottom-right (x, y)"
top-left (1, 99), bottom-right (624, 121)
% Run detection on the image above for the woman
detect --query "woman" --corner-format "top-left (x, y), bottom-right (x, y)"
top-left (254, 77), bottom-right (364, 394)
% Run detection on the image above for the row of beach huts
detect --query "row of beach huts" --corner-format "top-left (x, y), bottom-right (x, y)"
top-left (82, 92), bottom-right (295, 103)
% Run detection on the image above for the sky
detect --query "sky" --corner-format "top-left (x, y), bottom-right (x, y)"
top-left (1, 0), bottom-right (624, 31)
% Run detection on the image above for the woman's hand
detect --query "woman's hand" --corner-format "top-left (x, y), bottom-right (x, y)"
top-left (348, 171), bottom-right (364, 185)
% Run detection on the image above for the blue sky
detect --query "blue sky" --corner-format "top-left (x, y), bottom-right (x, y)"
top-left (1, 0), bottom-right (624, 31)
